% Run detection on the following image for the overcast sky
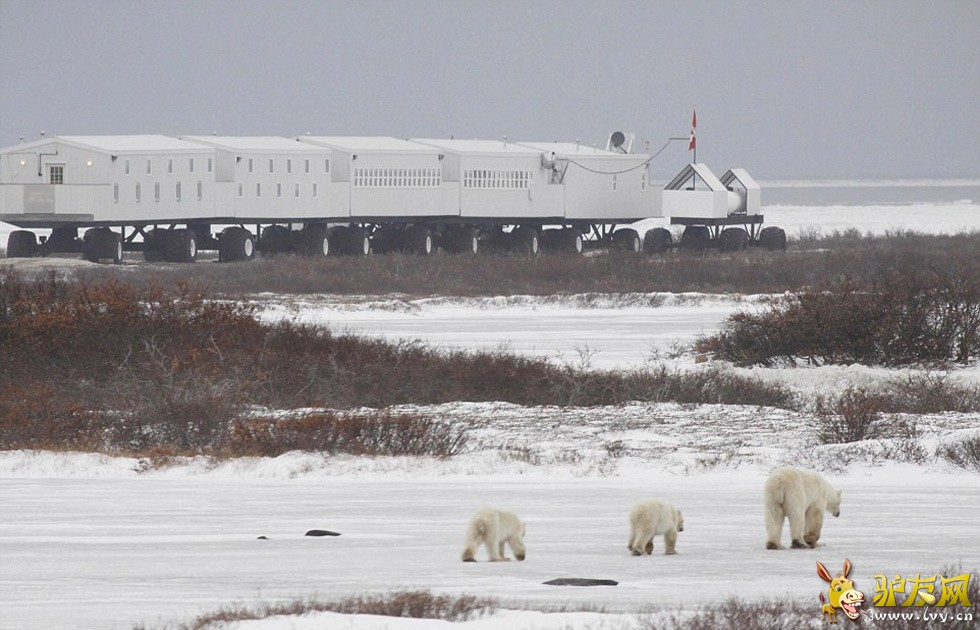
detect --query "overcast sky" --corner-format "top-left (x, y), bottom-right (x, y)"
top-left (1, 0), bottom-right (977, 179)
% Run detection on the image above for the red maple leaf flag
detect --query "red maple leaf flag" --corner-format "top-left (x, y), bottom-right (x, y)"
top-left (689, 109), bottom-right (697, 151)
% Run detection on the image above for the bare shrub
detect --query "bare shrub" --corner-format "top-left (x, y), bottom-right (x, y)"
top-left (137, 590), bottom-right (498, 629)
top-left (815, 387), bottom-right (890, 444)
top-left (705, 242), bottom-right (980, 367)
top-left (938, 436), bottom-right (980, 472)
top-left (883, 373), bottom-right (980, 414)
top-left (640, 597), bottom-right (815, 630)
top-left (227, 411), bottom-right (469, 458)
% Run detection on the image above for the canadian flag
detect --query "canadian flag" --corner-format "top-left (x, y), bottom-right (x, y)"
top-left (689, 109), bottom-right (697, 151)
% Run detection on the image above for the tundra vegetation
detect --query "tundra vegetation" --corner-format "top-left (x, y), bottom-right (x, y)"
top-left (2, 231), bottom-right (979, 460)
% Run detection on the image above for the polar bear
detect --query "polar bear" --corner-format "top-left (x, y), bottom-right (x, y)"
top-left (461, 508), bottom-right (526, 562)
top-left (764, 467), bottom-right (842, 550)
top-left (627, 499), bottom-right (684, 556)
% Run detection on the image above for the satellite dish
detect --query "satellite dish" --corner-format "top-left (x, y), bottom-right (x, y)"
top-left (610, 131), bottom-right (626, 148)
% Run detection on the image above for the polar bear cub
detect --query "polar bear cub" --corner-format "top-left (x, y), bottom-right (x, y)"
top-left (764, 467), bottom-right (842, 550)
top-left (627, 499), bottom-right (684, 556)
top-left (461, 508), bottom-right (526, 562)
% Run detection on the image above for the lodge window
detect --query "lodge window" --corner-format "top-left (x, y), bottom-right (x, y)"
top-left (48, 165), bottom-right (64, 185)
top-left (176, 181), bottom-right (182, 201)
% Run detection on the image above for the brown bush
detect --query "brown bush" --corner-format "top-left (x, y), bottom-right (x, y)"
top-left (137, 590), bottom-right (498, 629)
top-left (703, 244), bottom-right (980, 367)
top-left (939, 436), bottom-right (980, 472)
top-left (228, 412), bottom-right (469, 458)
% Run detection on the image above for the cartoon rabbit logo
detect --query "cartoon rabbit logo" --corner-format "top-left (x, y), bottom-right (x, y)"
top-left (817, 558), bottom-right (865, 623)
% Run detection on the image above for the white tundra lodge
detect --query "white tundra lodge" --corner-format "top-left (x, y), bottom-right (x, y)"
top-left (0, 132), bottom-right (783, 262)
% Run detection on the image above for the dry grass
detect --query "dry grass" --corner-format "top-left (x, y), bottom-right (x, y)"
top-left (134, 590), bottom-right (497, 630)
top-left (65, 231), bottom-right (980, 298)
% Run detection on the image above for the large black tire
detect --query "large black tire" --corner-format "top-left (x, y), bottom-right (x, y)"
top-left (681, 226), bottom-right (710, 251)
top-left (759, 226), bottom-right (787, 251)
top-left (443, 226), bottom-right (480, 254)
top-left (83, 228), bottom-right (122, 263)
top-left (511, 226), bottom-right (540, 256)
top-left (612, 229), bottom-right (641, 253)
top-left (142, 229), bottom-right (165, 262)
top-left (643, 228), bottom-right (672, 254)
top-left (558, 228), bottom-right (584, 254)
top-left (407, 226), bottom-right (434, 255)
top-left (260, 225), bottom-right (293, 256)
top-left (334, 226), bottom-right (370, 256)
top-left (218, 227), bottom-right (255, 262)
top-left (6, 230), bottom-right (38, 258)
top-left (164, 228), bottom-right (197, 263)
top-left (299, 224), bottom-right (330, 257)
top-left (718, 227), bottom-right (749, 252)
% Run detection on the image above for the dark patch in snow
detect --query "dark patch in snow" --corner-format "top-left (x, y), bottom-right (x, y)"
top-left (543, 577), bottom-right (619, 586)
top-left (305, 529), bottom-right (341, 537)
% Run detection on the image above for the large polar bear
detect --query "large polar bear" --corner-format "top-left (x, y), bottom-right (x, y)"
top-left (627, 499), bottom-right (684, 556)
top-left (461, 508), bottom-right (526, 562)
top-left (764, 467), bottom-right (842, 550)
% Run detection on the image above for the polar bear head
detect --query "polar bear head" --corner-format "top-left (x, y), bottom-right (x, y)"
top-left (674, 508), bottom-right (684, 532)
top-left (827, 489), bottom-right (843, 517)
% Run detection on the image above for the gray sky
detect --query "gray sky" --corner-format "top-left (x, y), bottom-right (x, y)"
top-left (1, 0), bottom-right (978, 179)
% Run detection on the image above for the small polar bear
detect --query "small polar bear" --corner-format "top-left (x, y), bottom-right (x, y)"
top-left (627, 499), bottom-right (684, 556)
top-left (461, 508), bottom-right (526, 562)
top-left (764, 467), bottom-right (842, 550)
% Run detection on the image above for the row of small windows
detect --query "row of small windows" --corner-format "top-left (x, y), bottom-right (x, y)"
top-left (463, 169), bottom-right (532, 190)
top-left (353, 167), bottom-right (441, 188)
top-left (247, 157), bottom-right (329, 175)
top-left (237, 182), bottom-right (319, 199)
top-left (113, 181), bottom-right (323, 201)
top-left (115, 181), bottom-right (204, 203)
top-left (124, 158), bottom-right (213, 175)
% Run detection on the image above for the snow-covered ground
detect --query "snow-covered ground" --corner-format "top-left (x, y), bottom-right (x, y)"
top-left (2, 184), bottom-right (979, 629)
top-left (2, 401), bottom-right (978, 630)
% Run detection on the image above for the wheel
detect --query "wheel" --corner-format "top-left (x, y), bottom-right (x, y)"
top-left (218, 226), bottom-right (255, 262)
top-left (444, 226), bottom-right (480, 254)
top-left (142, 229), bottom-right (166, 262)
top-left (260, 225), bottom-right (293, 256)
top-left (5, 230), bottom-right (37, 258)
top-left (558, 228), bottom-right (584, 254)
top-left (163, 228), bottom-right (197, 263)
top-left (83, 228), bottom-right (122, 263)
top-left (758, 226), bottom-right (787, 251)
top-left (718, 227), bottom-right (749, 252)
top-left (299, 224), bottom-right (330, 257)
top-left (407, 226), bottom-right (434, 255)
top-left (335, 227), bottom-right (370, 255)
top-left (643, 228), bottom-right (672, 254)
top-left (350, 227), bottom-right (371, 256)
top-left (680, 226), bottom-right (710, 251)
top-left (612, 229), bottom-right (641, 253)
top-left (511, 226), bottom-right (539, 255)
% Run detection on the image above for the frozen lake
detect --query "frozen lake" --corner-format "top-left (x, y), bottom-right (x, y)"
top-left (258, 294), bottom-right (753, 370)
